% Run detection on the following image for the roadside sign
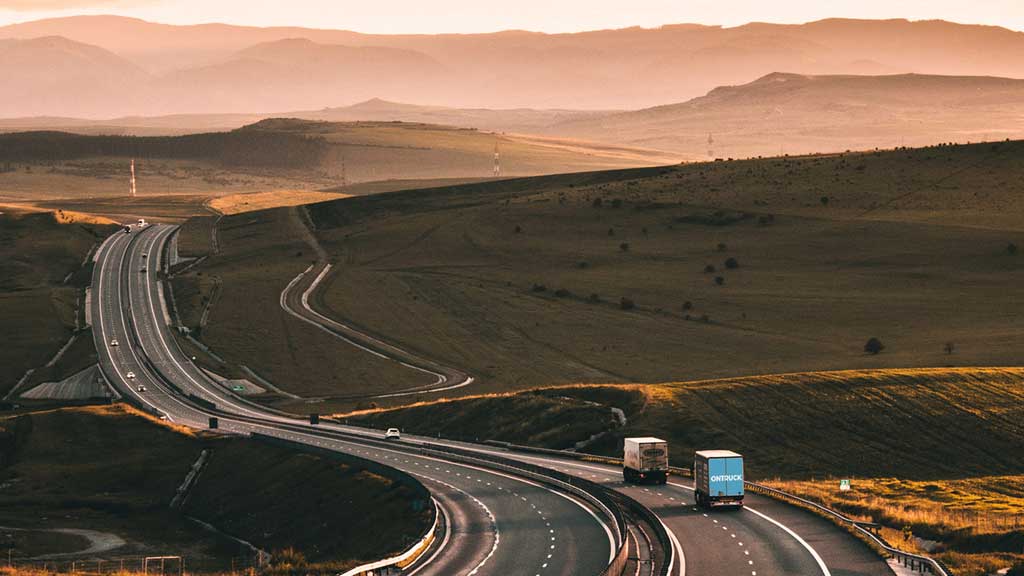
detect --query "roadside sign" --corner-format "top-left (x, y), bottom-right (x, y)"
top-left (840, 479), bottom-right (851, 491)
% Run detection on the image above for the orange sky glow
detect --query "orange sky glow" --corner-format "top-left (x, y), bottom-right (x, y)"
top-left (0, 0), bottom-right (1022, 33)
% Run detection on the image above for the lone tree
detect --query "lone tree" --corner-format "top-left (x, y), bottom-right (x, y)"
top-left (682, 301), bottom-right (693, 312)
top-left (619, 242), bottom-right (630, 252)
top-left (724, 257), bottom-right (739, 269)
top-left (864, 337), bottom-right (885, 355)
top-left (820, 196), bottom-right (830, 206)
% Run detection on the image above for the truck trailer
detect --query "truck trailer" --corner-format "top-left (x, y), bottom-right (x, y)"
top-left (623, 437), bottom-right (669, 484)
top-left (694, 450), bottom-right (744, 508)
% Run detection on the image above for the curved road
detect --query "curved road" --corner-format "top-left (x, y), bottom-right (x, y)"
top-left (92, 224), bottom-right (616, 576)
top-left (95, 223), bottom-right (892, 575)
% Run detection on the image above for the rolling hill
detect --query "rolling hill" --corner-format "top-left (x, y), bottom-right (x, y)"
top-left (169, 139), bottom-right (1024, 416)
top-left (4, 16), bottom-right (1024, 115)
top-left (549, 73), bottom-right (1024, 157)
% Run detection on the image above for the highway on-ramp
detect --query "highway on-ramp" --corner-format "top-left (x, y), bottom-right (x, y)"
top-left (94, 223), bottom-right (893, 575)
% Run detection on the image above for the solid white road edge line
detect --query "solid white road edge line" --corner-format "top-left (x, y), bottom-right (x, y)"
top-left (744, 506), bottom-right (832, 576)
top-left (406, 495), bottom-right (453, 576)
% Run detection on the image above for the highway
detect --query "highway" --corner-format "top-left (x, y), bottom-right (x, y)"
top-left (92, 224), bottom-right (621, 576)
top-left (94, 223), bottom-right (892, 575)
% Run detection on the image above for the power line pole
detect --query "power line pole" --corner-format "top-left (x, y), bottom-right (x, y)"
top-left (493, 140), bottom-right (501, 177)
top-left (129, 159), bottom-right (137, 197)
top-left (707, 133), bottom-right (714, 159)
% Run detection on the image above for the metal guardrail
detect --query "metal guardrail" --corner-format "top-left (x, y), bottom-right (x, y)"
top-left (251, 433), bottom-right (440, 576)
top-left (745, 482), bottom-right (954, 576)
top-left (419, 442), bottom-right (674, 576)
top-left (482, 439), bottom-right (693, 477)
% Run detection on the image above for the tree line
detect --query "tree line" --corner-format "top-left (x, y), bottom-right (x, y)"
top-left (0, 130), bottom-right (329, 169)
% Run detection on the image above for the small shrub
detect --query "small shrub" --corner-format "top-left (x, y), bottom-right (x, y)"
top-left (531, 284), bottom-right (547, 293)
top-left (714, 276), bottom-right (725, 286)
top-left (944, 342), bottom-right (955, 355)
top-left (703, 264), bottom-right (716, 274)
top-left (682, 301), bottom-right (693, 312)
top-left (716, 242), bottom-right (727, 252)
top-left (820, 196), bottom-right (830, 205)
top-left (724, 257), bottom-right (739, 269)
top-left (619, 242), bottom-right (630, 252)
top-left (577, 261), bottom-right (589, 269)
top-left (611, 198), bottom-right (623, 208)
top-left (699, 314), bottom-right (710, 323)
top-left (592, 197), bottom-right (603, 208)
top-left (554, 288), bottom-right (571, 298)
top-left (620, 297), bottom-right (635, 310)
top-left (607, 227), bottom-right (616, 237)
top-left (514, 225), bottom-right (522, 234)
top-left (1009, 243), bottom-right (1019, 256)
top-left (864, 337), bottom-right (885, 355)
top-left (642, 227), bottom-right (648, 236)
top-left (588, 293), bottom-right (601, 303)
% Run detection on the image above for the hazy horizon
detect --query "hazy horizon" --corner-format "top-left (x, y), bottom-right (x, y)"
top-left (0, 0), bottom-right (1023, 34)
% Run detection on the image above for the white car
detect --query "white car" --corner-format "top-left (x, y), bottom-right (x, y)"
top-left (110, 338), bottom-right (119, 347)
top-left (384, 428), bottom-right (401, 441)
top-left (125, 371), bottom-right (136, 379)
top-left (137, 384), bottom-right (147, 392)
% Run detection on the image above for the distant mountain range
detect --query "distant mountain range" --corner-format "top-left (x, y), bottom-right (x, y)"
top-left (4, 72), bottom-right (1024, 160)
top-left (546, 72), bottom-right (1024, 157)
top-left (4, 16), bottom-right (1024, 116)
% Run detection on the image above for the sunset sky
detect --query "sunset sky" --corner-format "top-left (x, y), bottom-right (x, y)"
top-left (0, 0), bottom-right (1022, 33)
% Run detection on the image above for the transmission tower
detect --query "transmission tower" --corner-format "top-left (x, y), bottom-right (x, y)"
top-left (493, 140), bottom-right (501, 177)
top-left (129, 159), bottom-right (137, 197)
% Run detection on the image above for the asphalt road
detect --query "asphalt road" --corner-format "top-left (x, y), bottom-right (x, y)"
top-left (95, 223), bottom-right (893, 575)
top-left (92, 224), bottom-right (616, 576)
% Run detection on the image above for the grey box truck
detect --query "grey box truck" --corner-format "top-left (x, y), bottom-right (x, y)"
top-left (623, 437), bottom-right (669, 484)
top-left (694, 450), bottom-right (744, 508)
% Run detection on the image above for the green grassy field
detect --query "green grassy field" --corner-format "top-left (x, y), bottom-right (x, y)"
top-left (170, 208), bottom-right (434, 406)
top-left (306, 142), bottom-right (1024, 398)
top-left (0, 404), bottom-right (429, 571)
top-left (0, 212), bottom-right (115, 398)
top-left (343, 367), bottom-right (1024, 576)
top-left (176, 141), bottom-right (1024, 409)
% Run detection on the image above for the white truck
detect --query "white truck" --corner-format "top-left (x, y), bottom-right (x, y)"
top-left (623, 437), bottom-right (669, 484)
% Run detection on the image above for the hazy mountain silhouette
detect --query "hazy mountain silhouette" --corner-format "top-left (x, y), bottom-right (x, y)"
top-left (152, 39), bottom-right (451, 114)
top-left (4, 16), bottom-right (1024, 117)
top-left (0, 36), bottom-right (150, 117)
top-left (549, 73), bottom-right (1024, 157)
